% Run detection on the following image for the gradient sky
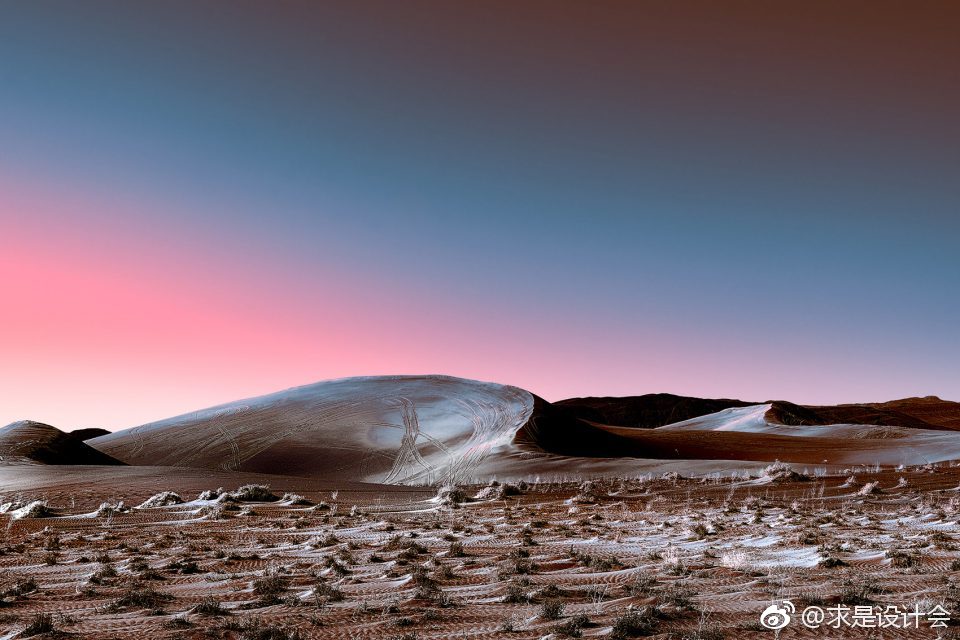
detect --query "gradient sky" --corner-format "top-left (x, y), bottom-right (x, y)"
top-left (2, 1), bottom-right (959, 430)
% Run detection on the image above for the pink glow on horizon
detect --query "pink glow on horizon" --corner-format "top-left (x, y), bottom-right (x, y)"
top-left (0, 180), bottom-right (658, 429)
top-left (1, 179), bottom-right (909, 431)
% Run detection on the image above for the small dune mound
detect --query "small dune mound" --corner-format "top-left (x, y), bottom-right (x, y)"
top-left (137, 492), bottom-right (184, 508)
top-left (858, 481), bottom-right (883, 495)
top-left (436, 484), bottom-right (467, 506)
top-left (94, 501), bottom-right (125, 517)
top-left (8, 500), bottom-right (52, 520)
top-left (197, 488), bottom-right (226, 501)
top-left (761, 461), bottom-right (809, 483)
top-left (573, 480), bottom-right (604, 504)
top-left (474, 480), bottom-right (522, 501)
top-left (196, 488), bottom-right (239, 504)
top-left (0, 420), bottom-right (124, 466)
top-left (230, 484), bottom-right (278, 502)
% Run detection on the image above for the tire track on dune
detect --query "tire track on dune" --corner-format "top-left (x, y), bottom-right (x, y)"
top-left (213, 406), bottom-right (247, 472)
top-left (384, 397), bottom-right (434, 485)
top-left (128, 424), bottom-right (146, 457)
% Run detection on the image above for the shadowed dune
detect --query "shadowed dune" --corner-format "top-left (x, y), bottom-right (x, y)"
top-left (69, 427), bottom-right (111, 441)
top-left (865, 396), bottom-right (960, 430)
top-left (555, 393), bottom-right (753, 428)
top-left (0, 420), bottom-right (123, 465)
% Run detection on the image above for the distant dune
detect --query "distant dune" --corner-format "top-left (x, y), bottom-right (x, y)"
top-left (516, 401), bottom-right (960, 467)
top-left (865, 396), bottom-right (960, 430)
top-left (0, 420), bottom-right (123, 466)
top-left (555, 393), bottom-right (960, 431)
top-left (555, 393), bottom-right (753, 428)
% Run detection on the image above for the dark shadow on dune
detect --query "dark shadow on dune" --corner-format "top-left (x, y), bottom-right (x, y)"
top-left (556, 393), bottom-right (754, 428)
top-left (0, 421), bottom-right (124, 466)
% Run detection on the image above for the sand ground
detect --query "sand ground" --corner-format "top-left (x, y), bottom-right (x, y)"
top-left (3, 463), bottom-right (960, 638)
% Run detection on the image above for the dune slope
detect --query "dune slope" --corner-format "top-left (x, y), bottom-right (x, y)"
top-left (89, 375), bottom-right (533, 484)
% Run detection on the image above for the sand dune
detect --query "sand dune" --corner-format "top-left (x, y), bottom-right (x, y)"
top-left (0, 420), bottom-right (122, 466)
top-left (866, 396), bottom-right (960, 429)
top-left (593, 403), bottom-right (960, 465)
top-left (555, 393), bottom-right (753, 428)
top-left (90, 376), bottom-right (533, 485)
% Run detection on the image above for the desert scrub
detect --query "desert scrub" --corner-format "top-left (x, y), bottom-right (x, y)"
top-left (231, 484), bottom-right (278, 502)
top-left (192, 596), bottom-right (229, 616)
top-left (322, 556), bottom-right (351, 577)
top-left (570, 549), bottom-right (620, 571)
top-left (534, 584), bottom-right (566, 601)
top-left (761, 461), bottom-right (809, 482)
top-left (89, 563), bottom-right (118, 584)
top-left (436, 485), bottom-right (467, 506)
top-left (682, 622), bottom-right (725, 640)
top-left (313, 581), bottom-right (345, 604)
top-left (108, 585), bottom-right (173, 611)
top-left (885, 549), bottom-right (919, 568)
top-left (21, 613), bottom-right (54, 637)
top-left (554, 613), bottom-right (590, 637)
top-left (539, 598), bottom-right (565, 620)
top-left (412, 566), bottom-right (441, 599)
top-left (573, 481), bottom-right (602, 504)
top-left (502, 579), bottom-right (530, 604)
top-left (123, 555), bottom-right (150, 573)
top-left (253, 571), bottom-right (289, 600)
top-left (609, 607), bottom-right (662, 639)
top-left (660, 583), bottom-right (696, 610)
top-left (5, 578), bottom-right (38, 598)
top-left (221, 616), bottom-right (305, 640)
top-left (137, 492), bottom-right (183, 508)
top-left (161, 616), bottom-right (193, 629)
top-left (627, 573), bottom-right (657, 596)
top-left (166, 557), bottom-right (200, 574)
top-left (838, 578), bottom-right (884, 605)
top-left (433, 563), bottom-right (454, 581)
top-left (818, 555), bottom-right (848, 568)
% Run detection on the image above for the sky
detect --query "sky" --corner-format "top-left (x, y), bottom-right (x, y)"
top-left (1, 1), bottom-right (959, 430)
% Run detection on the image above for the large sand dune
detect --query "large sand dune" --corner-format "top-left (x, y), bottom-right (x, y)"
top-left (90, 375), bottom-right (533, 485)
